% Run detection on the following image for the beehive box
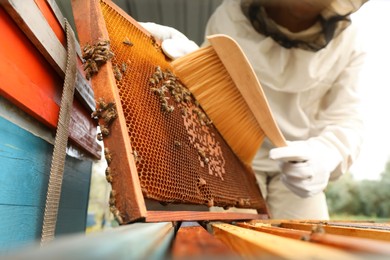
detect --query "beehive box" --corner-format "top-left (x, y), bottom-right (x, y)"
top-left (0, 0), bottom-right (101, 252)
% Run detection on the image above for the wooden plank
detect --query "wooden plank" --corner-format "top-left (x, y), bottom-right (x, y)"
top-left (0, 6), bottom-right (100, 159)
top-left (0, 205), bottom-right (43, 252)
top-left (38, 0), bottom-right (83, 59)
top-left (145, 211), bottom-right (268, 222)
top-left (238, 222), bottom-right (390, 255)
top-left (280, 222), bottom-right (390, 242)
top-left (171, 222), bottom-right (237, 258)
top-left (71, 0), bottom-right (147, 223)
top-left (34, 0), bottom-right (96, 112)
top-left (237, 222), bottom-right (307, 240)
top-left (211, 223), bottom-right (362, 260)
top-left (6, 222), bottom-right (174, 259)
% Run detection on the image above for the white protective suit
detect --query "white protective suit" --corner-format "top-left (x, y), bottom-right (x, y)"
top-left (205, 0), bottom-right (366, 219)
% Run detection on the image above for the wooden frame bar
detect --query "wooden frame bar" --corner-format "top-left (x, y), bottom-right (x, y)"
top-left (211, 223), bottom-right (365, 259)
top-left (71, 0), bottom-right (147, 222)
top-left (237, 222), bottom-right (390, 255)
top-left (279, 222), bottom-right (390, 242)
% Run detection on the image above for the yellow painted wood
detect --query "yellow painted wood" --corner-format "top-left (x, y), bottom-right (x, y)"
top-left (280, 222), bottom-right (390, 242)
top-left (212, 223), bottom-right (363, 260)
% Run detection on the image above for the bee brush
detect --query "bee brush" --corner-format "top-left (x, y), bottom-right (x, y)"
top-left (171, 34), bottom-right (287, 165)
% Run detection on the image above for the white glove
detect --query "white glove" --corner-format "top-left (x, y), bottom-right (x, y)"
top-left (139, 22), bottom-right (199, 60)
top-left (269, 138), bottom-right (343, 198)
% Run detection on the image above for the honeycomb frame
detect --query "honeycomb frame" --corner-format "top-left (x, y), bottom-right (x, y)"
top-left (72, 0), bottom-right (269, 223)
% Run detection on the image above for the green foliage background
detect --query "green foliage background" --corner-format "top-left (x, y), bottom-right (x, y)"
top-left (325, 161), bottom-right (390, 219)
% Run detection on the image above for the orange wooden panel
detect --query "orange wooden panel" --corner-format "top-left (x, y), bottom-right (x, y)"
top-left (34, 0), bottom-right (66, 46)
top-left (0, 6), bottom-right (100, 158)
top-left (171, 222), bottom-right (237, 258)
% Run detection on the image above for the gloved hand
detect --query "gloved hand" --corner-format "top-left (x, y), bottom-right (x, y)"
top-left (139, 22), bottom-right (199, 60)
top-left (269, 138), bottom-right (343, 198)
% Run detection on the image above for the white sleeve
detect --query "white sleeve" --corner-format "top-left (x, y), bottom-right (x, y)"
top-left (315, 47), bottom-right (366, 180)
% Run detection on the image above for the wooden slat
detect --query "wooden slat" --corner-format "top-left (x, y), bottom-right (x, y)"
top-left (39, 0), bottom-right (83, 60)
top-left (71, 0), bottom-right (147, 223)
top-left (237, 222), bottom-right (390, 255)
top-left (237, 222), bottom-right (307, 240)
top-left (145, 211), bottom-right (268, 223)
top-left (212, 223), bottom-right (362, 260)
top-left (171, 222), bottom-right (236, 258)
top-left (280, 222), bottom-right (390, 242)
top-left (6, 222), bottom-right (174, 259)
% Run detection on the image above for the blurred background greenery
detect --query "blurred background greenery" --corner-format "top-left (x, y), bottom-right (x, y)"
top-left (326, 160), bottom-right (390, 221)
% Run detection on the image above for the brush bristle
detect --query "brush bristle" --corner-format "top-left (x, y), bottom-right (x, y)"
top-left (171, 46), bottom-right (264, 165)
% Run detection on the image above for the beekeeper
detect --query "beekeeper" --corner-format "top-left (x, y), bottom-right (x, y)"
top-left (141, 0), bottom-right (369, 219)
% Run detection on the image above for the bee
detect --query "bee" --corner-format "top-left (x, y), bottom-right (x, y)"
top-left (104, 148), bottom-right (112, 164)
top-left (167, 105), bottom-right (174, 113)
top-left (106, 174), bottom-right (113, 183)
top-left (91, 110), bottom-right (100, 119)
top-left (97, 40), bottom-right (110, 47)
top-left (207, 198), bottom-right (214, 208)
top-left (132, 150), bottom-right (140, 162)
top-left (100, 125), bottom-right (110, 137)
top-left (183, 94), bottom-right (192, 103)
top-left (85, 70), bottom-right (92, 80)
top-left (181, 107), bottom-right (187, 116)
top-left (103, 108), bottom-right (117, 126)
top-left (109, 206), bottom-right (123, 224)
top-left (121, 62), bottom-right (127, 73)
top-left (198, 177), bottom-right (207, 186)
top-left (97, 132), bottom-right (103, 141)
top-left (151, 87), bottom-right (164, 96)
top-left (174, 94), bottom-right (182, 103)
top-left (237, 198), bottom-right (250, 207)
top-left (97, 98), bottom-right (108, 110)
top-left (82, 43), bottom-right (94, 59)
top-left (113, 65), bottom-right (122, 81)
top-left (312, 225), bottom-right (325, 234)
top-left (150, 35), bottom-right (159, 49)
top-left (109, 191), bottom-right (116, 206)
top-left (149, 78), bottom-right (157, 86)
top-left (92, 53), bottom-right (108, 63)
top-left (123, 37), bottom-right (133, 46)
top-left (106, 169), bottom-right (114, 182)
top-left (155, 66), bottom-right (163, 79)
top-left (141, 187), bottom-right (148, 197)
top-left (197, 148), bottom-right (209, 165)
top-left (174, 140), bottom-right (181, 148)
top-left (162, 103), bottom-right (174, 113)
top-left (206, 119), bottom-right (213, 126)
top-left (94, 44), bottom-right (110, 53)
top-left (204, 157), bottom-right (210, 164)
top-left (105, 166), bottom-right (112, 177)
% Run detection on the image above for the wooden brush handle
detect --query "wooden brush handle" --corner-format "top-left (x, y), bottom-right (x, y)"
top-left (208, 34), bottom-right (287, 147)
